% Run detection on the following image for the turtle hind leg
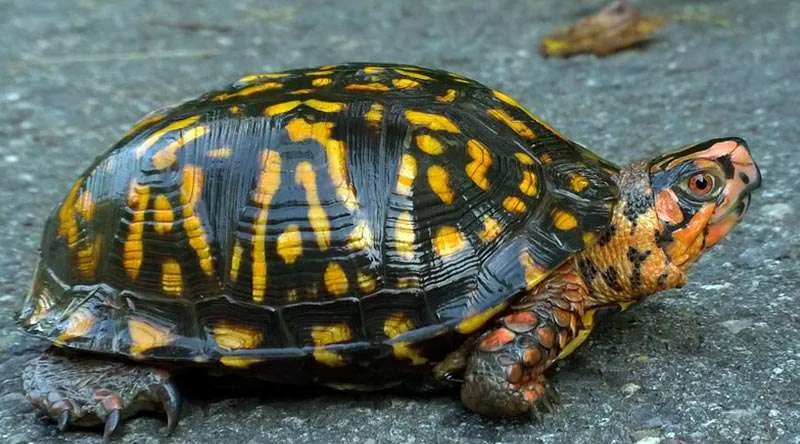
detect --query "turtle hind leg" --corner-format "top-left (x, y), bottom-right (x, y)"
top-left (22, 348), bottom-right (180, 440)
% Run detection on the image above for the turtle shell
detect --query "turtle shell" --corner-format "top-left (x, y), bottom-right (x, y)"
top-left (19, 63), bottom-right (618, 385)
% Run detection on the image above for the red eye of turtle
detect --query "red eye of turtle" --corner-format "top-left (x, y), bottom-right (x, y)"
top-left (688, 172), bottom-right (715, 196)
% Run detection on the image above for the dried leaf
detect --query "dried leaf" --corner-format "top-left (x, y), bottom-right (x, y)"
top-left (540, 0), bottom-right (667, 58)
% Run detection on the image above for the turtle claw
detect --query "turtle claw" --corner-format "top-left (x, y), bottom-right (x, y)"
top-left (57, 409), bottom-right (70, 432)
top-left (103, 409), bottom-right (121, 442)
top-left (159, 379), bottom-right (181, 435)
top-left (23, 351), bottom-right (180, 439)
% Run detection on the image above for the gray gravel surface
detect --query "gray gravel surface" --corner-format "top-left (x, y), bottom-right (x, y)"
top-left (1, 0), bottom-right (799, 443)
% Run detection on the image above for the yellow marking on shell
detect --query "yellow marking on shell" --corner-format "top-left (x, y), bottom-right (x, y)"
top-left (514, 152), bottom-right (535, 165)
top-left (153, 194), bottom-right (174, 235)
top-left (553, 209), bottom-right (578, 231)
top-left (304, 99), bottom-right (346, 113)
top-left (289, 89), bottom-right (314, 95)
top-left (347, 220), bottom-right (374, 251)
top-left (220, 357), bottom-right (263, 368)
top-left (570, 174), bottom-right (590, 193)
top-left (395, 154), bottom-right (417, 196)
top-left (180, 166), bottom-right (214, 276)
top-left (311, 323), bottom-right (352, 361)
top-left (427, 165), bottom-right (455, 205)
top-left (75, 236), bottom-right (102, 279)
top-left (229, 105), bottom-right (241, 114)
top-left (311, 323), bottom-right (352, 345)
top-left (392, 342), bottom-right (428, 365)
top-left (365, 103), bottom-right (384, 126)
top-left (395, 211), bottom-right (416, 260)
top-left (276, 224), bottom-right (303, 265)
top-left (313, 349), bottom-right (346, 367)
top-left (520, 249), bottom-right (549, 290)
top-left (207, 147), bottom-right (233, 159)
top-left (213, 82), bottom-right (282, 101)
top-left (416, 134), bottom-right (445, 155)
top-left (151, 125), bottom-right (208, 169)
top-left (392, 78), bottom-right (421, 89)
top-left (479, 216), bottom-right (502, 242)
top-left (383, 312), bottom-right (415, 338)
top-left (325, 139), bottom-right (359, 211)
top-left (488, 108), bottom-right (536, 140)
top-left (456, 302), bottom-right (508, 334)
top-left (345, 82), bottom-right (390, 92)
top-left (230, 240), bottom-right (243, 282)
top-left (433, 225), bottom-right (466, 257)
top-left (465, 139), bottom-right (492, 191)
top-left (123, 181), bottom-right (150, 280)
top-left (305, 69), bottom-right (334, 76)
top-left (286, 118), bottom-right (358, 211)
top-left (57, 178), bottom-right (83, 247)
top-left (436, 89), bottom-right (457, 103)
top-left (296, 161), bottom-right (331, 251)
top-left (237, 72), bottom-right (289, 84)
top-left (396, 276), bottom-right (419, 288)
top-left (134, 115), bottom-right (202, 158)
top-left (323, 262), bottom-right (349, 297)
top-left (502, 196), bottom-right (527, 213)
top-left (405, 111), bottom-right (460, 133)
top-left (57, 309), bottom-right (95, 342)
top-left (161, 259), bottom-right (182, 296)
top-left (540, 153), bottom-right (553, 164)
top-left (124, 112), bottom-right (166, 139)
top-left (362, 66), bottom-right (385, 74)
top-left (213, 321), bottom-right (263, 350)
top-left (265, 100), bottom-right (302, 116)
top-left (393, 68), bottom-right (433, 80)
top-left (356, 271), bottom-right (377, 293)
top-left (128, 318), bottom-right (174, 357)
top-left (76, 190), bottom-right (95, 222)
top-left (519, 171), bottom-right (538, 196)
top-left (286, 288), bottom-right (299, 302)
top-left (312, 77), bottom-right (332, 87)
top-left (492, 90), bottom-right (524, 108)
top-left (582, 232), bottom-right (597, 246)
top-left (251, 150), bottom-right (282, 303)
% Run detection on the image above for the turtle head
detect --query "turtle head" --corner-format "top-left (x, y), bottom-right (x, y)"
top-left (649, 137), bottom-right (761, 270)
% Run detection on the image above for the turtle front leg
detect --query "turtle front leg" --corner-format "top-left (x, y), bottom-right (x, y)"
top-left (460, 268), bottom-right (590, 418)
top-left (22, 348), bottom-right (180, 440)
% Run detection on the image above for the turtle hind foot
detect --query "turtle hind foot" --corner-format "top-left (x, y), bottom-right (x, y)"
top-left (22, 348), bottom-right (180, 441)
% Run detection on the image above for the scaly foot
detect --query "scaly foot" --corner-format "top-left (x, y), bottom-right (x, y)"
top-left (22, 349), bottom-right (180, 441)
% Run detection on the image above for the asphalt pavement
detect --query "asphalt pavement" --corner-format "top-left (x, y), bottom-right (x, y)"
top-left (1, 0), bottom-right (798, 443)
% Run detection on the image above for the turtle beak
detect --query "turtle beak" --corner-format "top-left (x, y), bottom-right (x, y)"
top-left (705, 140), bottom-right (761, 246)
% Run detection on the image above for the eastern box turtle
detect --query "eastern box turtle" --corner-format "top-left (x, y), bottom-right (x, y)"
top-left (18, 63), bottom-right (761, 439)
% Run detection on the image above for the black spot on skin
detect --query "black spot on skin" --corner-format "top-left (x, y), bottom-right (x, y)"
top-left (618, 161), bottom-right (654, 228)
top-left (717, 155), bottom-right (735, 179)
top-left (626, 247), bottom-right (651, 291)
top-left (739, 172), bottom-right (750, 185)
top-left (622, 192), bottom-right (653, 227)
top-left (603, 267), bottom-right (624, 292)
top-left (597, 224), bottom-right (615, 247)
top-left (577, 257), bottom-right (598, 284)
top-left (656, 271), bottom-right (669, 288)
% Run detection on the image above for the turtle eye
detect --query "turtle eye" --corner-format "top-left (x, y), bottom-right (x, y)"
top-left (688, 172), bottom-right (714, 195)
top-left (683, 170), bottom-right (722, 200)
